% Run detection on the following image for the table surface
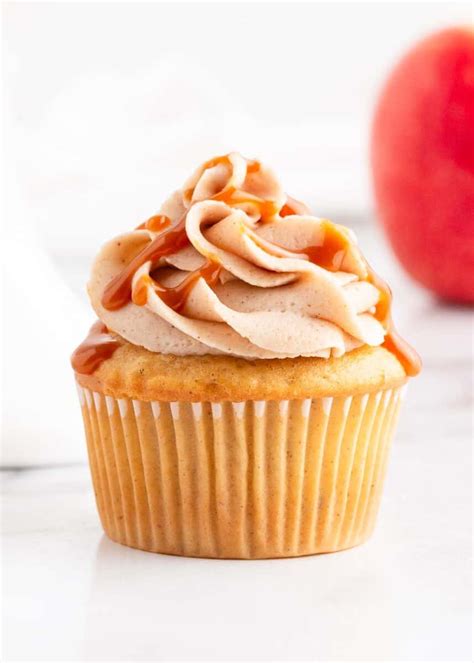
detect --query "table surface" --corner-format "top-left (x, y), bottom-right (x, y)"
top-left (2, 223), bottom-right (473, 662)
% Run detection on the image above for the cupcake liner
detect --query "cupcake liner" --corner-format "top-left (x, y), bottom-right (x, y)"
top-left (76, 385), bottom-right (406, 559)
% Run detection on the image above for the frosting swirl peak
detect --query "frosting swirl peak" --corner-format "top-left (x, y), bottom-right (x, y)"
top-left (88, 153), bottom-right (413, 366)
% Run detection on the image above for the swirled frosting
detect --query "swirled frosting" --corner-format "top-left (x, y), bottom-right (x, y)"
top-left (89, 153), bottom-right (388, 360)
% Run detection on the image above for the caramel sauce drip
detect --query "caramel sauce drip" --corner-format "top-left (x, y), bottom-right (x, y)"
top-left (202, 154), bottom-right (233, 170)
top-left (211, 187), bottom-right (279, 220)
top-left (281, 195), bottom-right (309, 216)
top-left (71, 321), bottom-right (120, 375)
top-left (114, 157), bottom-right (270, 314)
top-left (366, 268), bottom-right (421, 377)
top-left (132, 260), bottom-right (222, 312)
top-left (280, 203), bottom-right (295, 217)
top-left (184, 155), bottom-right (238, 201)
top-left (102, 214), bottom-right (189, 311)
top-left (270, 219), bottom-right (420, 376)
top-left (293, 220), bottom-right (350, 271)
top-left (104, 155), bottom-right (267, 315)
top-left (202, 153), bottom-right (261, 175)
top-left (136, 214), bottom-right (171, 232)
top-left (246, 159), bottom-right (261, 174)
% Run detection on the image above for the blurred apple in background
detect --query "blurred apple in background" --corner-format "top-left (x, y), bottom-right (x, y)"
top-left (371, 27), bottom-right (474, 303)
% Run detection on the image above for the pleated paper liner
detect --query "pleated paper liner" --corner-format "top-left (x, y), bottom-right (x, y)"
top-left (76, 385), bottom-right (406, 559)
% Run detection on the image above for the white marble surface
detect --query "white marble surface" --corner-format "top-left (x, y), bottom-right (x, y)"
top-left (2, 225), bottom-right (473, 662)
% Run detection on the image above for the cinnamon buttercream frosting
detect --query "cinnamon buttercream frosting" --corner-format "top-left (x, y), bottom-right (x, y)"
top-left (88, 153), bottom-right (388, 359)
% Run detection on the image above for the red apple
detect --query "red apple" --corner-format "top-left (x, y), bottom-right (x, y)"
top-left (371, 27), bottom-right (474, 303)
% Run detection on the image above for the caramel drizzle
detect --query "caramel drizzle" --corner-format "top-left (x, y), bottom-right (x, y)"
top-left (200, 154), bottom-right (278, 220)
top-left (102, 156), bottom-right (277, 311)
top-left (132, 259), bottom-right (222, 312)
top-left (294, 224), bottom-right (420, 376)
top-left (211, 187), bottom-right (279, 220)
top-left (280, 202), bottom-right (296, 217)
top-left (102, 213), bottom-right (189, 310)
top-left (366, 268), bottom-right (421, 377)
top-left (136, 214), bottom-right (171, 232)
top-left (71, 321), bottom-right (120, 375)
top-left (281, 195), bottom-right (308, 217)
top-left (201, 154), bottom-right (260, 175)
top-left (290, 220), bottom-right (350, 271)
top-left (203, 154), bottom-right (234, 170)
top-left (97, 154), bottom-right (420, 376)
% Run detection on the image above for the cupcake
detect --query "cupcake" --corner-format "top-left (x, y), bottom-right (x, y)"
top-left (72, 152), bottom-right (421, 559)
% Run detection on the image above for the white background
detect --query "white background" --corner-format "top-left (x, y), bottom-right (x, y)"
top-left (2, 3), bottom-right (473, 662)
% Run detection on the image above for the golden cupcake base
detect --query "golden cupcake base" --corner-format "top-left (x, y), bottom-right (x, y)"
top-left (77, 385), bottom-right (405, 559)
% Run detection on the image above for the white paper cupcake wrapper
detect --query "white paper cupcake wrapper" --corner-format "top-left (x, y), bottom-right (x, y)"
top-left (76, 385), bottom-right (407, 558)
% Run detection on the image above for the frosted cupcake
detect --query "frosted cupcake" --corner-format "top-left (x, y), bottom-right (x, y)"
top-left (72, 153), bottom-right (420, 559)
